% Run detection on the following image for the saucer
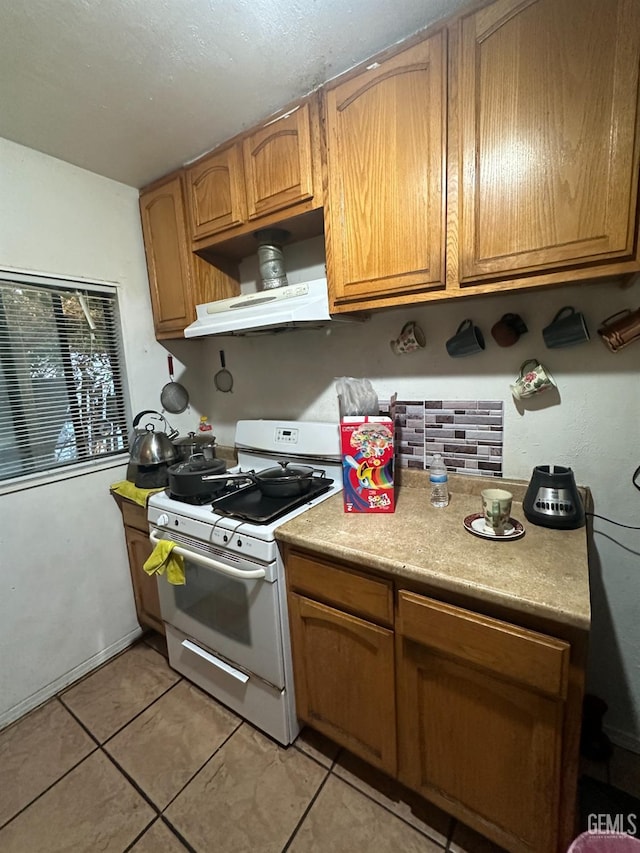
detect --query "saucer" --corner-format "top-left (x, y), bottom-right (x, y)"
top-left (463, 513), bottom-right (525, 541)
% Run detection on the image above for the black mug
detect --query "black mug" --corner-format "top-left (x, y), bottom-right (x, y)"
top-left (542, 306), bottom-right (590, 349)
top-left (446, 319), bottom-right (485, 358)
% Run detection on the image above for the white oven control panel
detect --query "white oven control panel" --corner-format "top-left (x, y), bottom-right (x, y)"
top-left (274, 427), bottom-right (299, 444)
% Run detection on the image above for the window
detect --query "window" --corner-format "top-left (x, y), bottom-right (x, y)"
top-left (0, 274), bottom-right (129, 483)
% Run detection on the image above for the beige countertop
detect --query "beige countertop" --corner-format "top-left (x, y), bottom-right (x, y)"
top-left (275, 472), bottom-right (591, 631)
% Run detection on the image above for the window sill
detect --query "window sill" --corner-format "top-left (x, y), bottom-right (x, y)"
top-left (0, 454), bottom-right (130, 497)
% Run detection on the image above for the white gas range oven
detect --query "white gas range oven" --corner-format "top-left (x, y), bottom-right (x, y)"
top-left (147, 419), bottom-right (342, 745)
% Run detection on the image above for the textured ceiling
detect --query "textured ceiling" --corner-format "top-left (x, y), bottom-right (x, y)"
top-left (0, 0), bottom-right (465, 188)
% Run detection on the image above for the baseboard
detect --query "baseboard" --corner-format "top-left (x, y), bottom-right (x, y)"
top-left (605, 723), bottom-right (640, 755)
top-left (0, 627), bottom-right (143, 732)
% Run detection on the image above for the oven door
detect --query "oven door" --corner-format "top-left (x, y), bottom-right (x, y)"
top-left (151, 528), bottom-right (285, 688)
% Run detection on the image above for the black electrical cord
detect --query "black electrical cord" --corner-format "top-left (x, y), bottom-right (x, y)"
top-left (583, 465), bottom-right (640, 529)
top-left (585, 513), bottom-right (640, 530)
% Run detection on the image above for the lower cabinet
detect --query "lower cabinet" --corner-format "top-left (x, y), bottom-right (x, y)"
top-left (288, 593), bottom-right (396, 775)
top-left (116, 496), bottom-right (165, 635)
top-left (396, 591), bottom-right (569, 853)
top-left (284, 547), bottom-right (582, 853)
top-left (287, 548), bottom-right (396, 774)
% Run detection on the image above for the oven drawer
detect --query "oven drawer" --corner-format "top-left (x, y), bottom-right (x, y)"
top-left (165, 624), bottom-right (298, 745)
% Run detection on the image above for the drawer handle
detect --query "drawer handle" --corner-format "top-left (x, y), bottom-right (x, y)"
top-left (181, 639), bottom-right (249, 683)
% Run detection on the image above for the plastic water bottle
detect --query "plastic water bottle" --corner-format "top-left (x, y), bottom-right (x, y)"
top-left (430, 453), bottom-right (449, 507)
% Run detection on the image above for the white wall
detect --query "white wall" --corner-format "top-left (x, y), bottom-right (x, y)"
top-left (0, 138), bottom-right (196, 727)
top-left (196, 237), bottom-right (640, 750)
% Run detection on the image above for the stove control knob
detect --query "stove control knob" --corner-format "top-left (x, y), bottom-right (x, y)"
top-left (223, 534), bottom-right (228, 543)
top-left (237, 539), bottom-right (242, 548)
top-left (157, 514), bottom-right (169, 526)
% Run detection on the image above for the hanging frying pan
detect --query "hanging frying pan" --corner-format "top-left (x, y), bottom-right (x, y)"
top-left (214, 350), bottom-right (234, 393)
top-left (160, 355), bottom-right (190, 414)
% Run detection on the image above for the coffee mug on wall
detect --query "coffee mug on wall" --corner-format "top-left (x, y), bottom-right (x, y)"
top-left (542, 306), bottom-right (590, 349)
top-left (597, 308), bottom-right (640, 353)
top-left (446, 319), bottom-right (485, 358)
top-left (490, 313), bottom-right (528, 348)
top-left (481, 488), bottom-right (513, 535)
top-left (390, 321), bottom-right (426, 355)
top-left (510, 359), bottom-right (557, 400)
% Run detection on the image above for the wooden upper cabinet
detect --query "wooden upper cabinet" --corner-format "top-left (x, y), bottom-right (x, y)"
top-left (186, 95), bottom-right (322, 252)
top-left (243, 100), bottom-right (317, 220)
top-left (324, 33), bottom-right (447, 311)
top-left (188, 143), bottom-right (247, 241)
top-left (139, 174), bottom-right (196, 337)
top-left (454, 0), bottom-right (640, 286)
top-left (140, 173), bottom-right (240, 339)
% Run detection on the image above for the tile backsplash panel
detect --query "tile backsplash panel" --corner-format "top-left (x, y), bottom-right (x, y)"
top-left (380, 400), bottom-right (504, 477)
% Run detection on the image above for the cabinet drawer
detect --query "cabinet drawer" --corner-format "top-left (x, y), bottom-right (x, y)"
top-left (287, 551), bottom-right (393, 627)
top-left (120, 500), bottom-right (149, 533)
top-left (397, 591), bottom-right (569, 699)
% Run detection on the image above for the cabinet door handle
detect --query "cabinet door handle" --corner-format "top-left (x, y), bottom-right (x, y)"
top-left (181, 639), bottom-right (249, 683)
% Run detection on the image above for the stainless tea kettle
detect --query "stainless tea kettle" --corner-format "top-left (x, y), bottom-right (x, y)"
top-left (129, 410), bottom-right (178, 465)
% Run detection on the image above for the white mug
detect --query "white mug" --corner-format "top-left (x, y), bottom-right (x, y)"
top-left (390, 321), bottom-right (426, 355)
top-left (510, 359), bottom-right (556, 400)
top-left (481, 488), bottom-right (513, 535)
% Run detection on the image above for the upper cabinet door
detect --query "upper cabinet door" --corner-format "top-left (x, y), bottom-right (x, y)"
top-left (325, 33), bottom-right (447, 310)
top-left (243, 100), bottom-right (317, 220)
top-left (457, 0), bottom-right (640, 285)
top-left (139, 175), bottom-right (195, 337)
top-left (187, 143), bottom-right (247, 241)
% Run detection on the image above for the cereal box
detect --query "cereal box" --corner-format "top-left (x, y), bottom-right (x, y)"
top-left (340, 416), bottom-right (395, 513)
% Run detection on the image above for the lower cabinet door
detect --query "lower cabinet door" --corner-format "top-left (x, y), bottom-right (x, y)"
top-left (125, 525), bottom-right (164, 635)
top-left (288, 592), bottom-right (396, 775)
top-left (397, 592), bottom-right (568, 853)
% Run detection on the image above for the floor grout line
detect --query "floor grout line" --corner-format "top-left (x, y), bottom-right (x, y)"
top-left (121, 816), bottom-right (158, 853)
top-left (280, 767), bottom-right (333, 853)
top-left (0, 743), bottom-right (100, 833)
top-left (159, 719), bottom-right (245, 814)
top-left (62, 675), bottom-right (182, 748)
top-left (158, 814), bottom-right (199, 853)
top-left (325, 752), bottom-right (450, 848)
top-left (100, 746), bottom-right (164, 816)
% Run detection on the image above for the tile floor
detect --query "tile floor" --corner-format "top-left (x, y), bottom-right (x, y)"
top-left (1, 637), bottom-right (638, 853)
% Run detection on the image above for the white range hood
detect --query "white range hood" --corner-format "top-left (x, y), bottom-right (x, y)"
top-left (184, 277), bottom-right (347, 337)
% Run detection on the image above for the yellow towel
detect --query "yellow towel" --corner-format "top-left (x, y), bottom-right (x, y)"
top-left (143, 540), bottom-right (185, 586)
top-left (111, 480), bottom-right (165, 508)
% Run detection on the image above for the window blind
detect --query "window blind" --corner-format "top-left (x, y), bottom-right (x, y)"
top-left (0, 276), bottom-right (129, 482)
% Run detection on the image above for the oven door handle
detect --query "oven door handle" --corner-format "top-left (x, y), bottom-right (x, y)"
top-left (149, 530), bottom-right (266, 579)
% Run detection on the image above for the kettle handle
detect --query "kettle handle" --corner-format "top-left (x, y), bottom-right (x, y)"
top-left (132, 409), bottom-right (162, 428)
top-left (132, 410), bottom-right (178, 440)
